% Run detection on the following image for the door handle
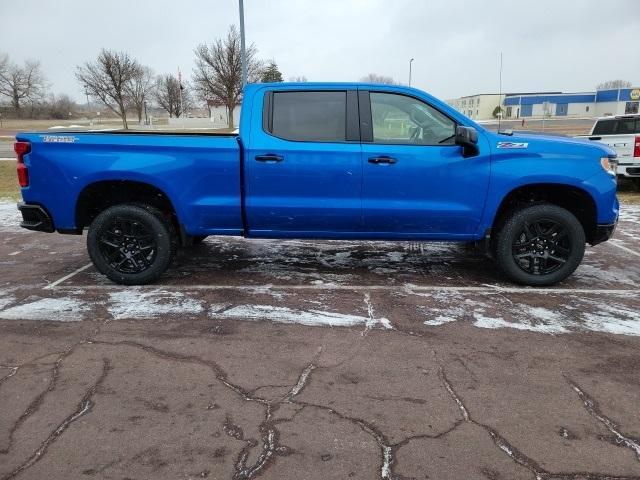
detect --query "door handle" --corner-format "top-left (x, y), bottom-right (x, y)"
top-left (255, 154), bottom-right (284, 163)
top-left (368, 156), bottom-right (397, 164)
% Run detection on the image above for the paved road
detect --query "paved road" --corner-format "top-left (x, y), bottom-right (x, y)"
top-left (0, 202), bottom-right (639, 479)
top-left (0, 143), bottom-right (13, 158)
top-left (482, 118), bottom-right (595, 135)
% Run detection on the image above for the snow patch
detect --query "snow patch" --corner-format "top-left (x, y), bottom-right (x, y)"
top-left (211, 303), bottom-right (392, 329)
top-left (0, 297), bottom-right (88, 322)
top-left (472, 311), bottom-right (569, 334)
top-left (420, 291), bottom-right (640, 337)
top-left (108, 290), bottom-right (204, 319)
top-left (0, 291), bottom-right (16, 310)
top-left (0, 202), bottom-right (21, 230)
top-left (581, 301), bottom-right (640, 336)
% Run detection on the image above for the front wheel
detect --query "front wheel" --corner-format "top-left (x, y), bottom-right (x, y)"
top-left (87, 204), bottom-right (176, 285)
top-left (495, 204), bottom-right (585, 286)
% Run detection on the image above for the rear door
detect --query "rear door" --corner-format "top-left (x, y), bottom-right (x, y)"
top-left (244, 89), bottom-right (362, 235)
top-left (359, 90), bottom-right (491, 238)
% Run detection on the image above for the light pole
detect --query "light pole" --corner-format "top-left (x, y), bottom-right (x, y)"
top-left (408, 58), bottom-right (414, 87)
top-left (239, 0), bottom-right (248, 88)
top-left (85, 87), bottom-right (91, 121)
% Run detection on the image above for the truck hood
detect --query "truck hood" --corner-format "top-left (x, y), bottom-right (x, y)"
top-left (488, 131), bottom-right (617, 158)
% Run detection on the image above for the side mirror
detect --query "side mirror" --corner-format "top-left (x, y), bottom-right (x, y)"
top-left (455, 126), bottom-right (479, 157)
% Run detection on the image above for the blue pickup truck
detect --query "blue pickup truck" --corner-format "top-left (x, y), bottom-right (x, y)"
top-left (15, 82), bottom-right (619, 286)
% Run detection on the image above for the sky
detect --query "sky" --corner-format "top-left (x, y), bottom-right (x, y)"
top-left (1, 0), bottom-right (638, 102)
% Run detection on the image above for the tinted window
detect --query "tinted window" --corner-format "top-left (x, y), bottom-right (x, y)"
top-left (370, 92), bottom-right (455, 145)
top-left (592, 119), bottom-right (616, 135)
top-left (617, 118), bottom-right (638, 134)
top-left (271, 91), bottom-right (346, 142)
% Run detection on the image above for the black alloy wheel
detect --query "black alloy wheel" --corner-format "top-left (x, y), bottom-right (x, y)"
top-left (495, 204), bottom-right (586, 286)
top-left (97, 216), bottom-right (157, 274)
top-left (512, 219), bottom-right (571, 275)
top-left (87, 204), bottom-right (176, 285)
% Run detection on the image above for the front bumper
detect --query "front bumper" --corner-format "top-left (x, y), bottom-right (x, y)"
top-left (591, 221), bottom-right (617, 245)
top-left (17, 202), bottom-right (54, 232)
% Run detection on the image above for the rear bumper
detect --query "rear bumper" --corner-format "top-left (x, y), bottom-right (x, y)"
top-left (617, 164), bottom-right (640, 177)
top-left (591, 221), bottom-right (617, 245)
top-left (17, 202), bottom-right (54, 232)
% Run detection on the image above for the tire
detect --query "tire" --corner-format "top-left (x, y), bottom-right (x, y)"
top-left (495, 204), bottom-right (585, 286)
top-left (87, 204), bottom-right (176, 285)
top-left (191, 235), bottom-right (208, 245)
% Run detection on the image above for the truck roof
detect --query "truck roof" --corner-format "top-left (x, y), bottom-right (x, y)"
top-left (595, 113), bottom-right (640, 121)
top-left (245, 81), bottom-right (426, 94)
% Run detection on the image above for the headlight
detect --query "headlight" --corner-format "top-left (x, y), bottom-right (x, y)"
top-left (600, 157), bottom-right (618, 177)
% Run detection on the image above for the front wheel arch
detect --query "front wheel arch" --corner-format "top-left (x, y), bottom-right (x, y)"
top-left (490, 183), bottom-right (597, 244)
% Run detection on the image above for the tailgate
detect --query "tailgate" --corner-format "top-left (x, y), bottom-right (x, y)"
top-left (584, 134), bottom-right (635, 159)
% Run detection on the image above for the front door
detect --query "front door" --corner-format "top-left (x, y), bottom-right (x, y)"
top-left (360, 90), bottom-right (491, 238)
top-left (244, 89), bottom-right (362, 236)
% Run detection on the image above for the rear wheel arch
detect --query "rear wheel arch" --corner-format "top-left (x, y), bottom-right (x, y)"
top-left (491, 183), bottom-right (598, 244)
top-left (75, 180), bottom-right (180, 232)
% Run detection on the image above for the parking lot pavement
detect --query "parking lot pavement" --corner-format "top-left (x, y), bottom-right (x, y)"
top-left (1, 202), bottom-right (639, 479)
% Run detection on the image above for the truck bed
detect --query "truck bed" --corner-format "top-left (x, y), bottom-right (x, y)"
top-left (16, 131), bottom-right (244, 235)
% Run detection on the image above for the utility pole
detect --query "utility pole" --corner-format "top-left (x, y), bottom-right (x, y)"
top-left (498, 52), bottom-right (503, 131)
top-left (178, 68), bottom-right (184, 121)
top-left (85, 87), bottom-right (91, 121)
top-left (408, 58), bottom-right (414, 87)
top-left (239, 0), bottom-right (248, 88)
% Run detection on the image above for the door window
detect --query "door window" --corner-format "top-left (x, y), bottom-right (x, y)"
top-left (270, 91), bottom-right (346, 142)
top-left (625, 101), bottom-right (639, 115)
top-left (369, 92), bottom-right (455, 145)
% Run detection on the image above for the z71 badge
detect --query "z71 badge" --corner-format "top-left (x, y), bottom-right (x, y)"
top-left (497, 141), bottom-right (528, 149)
top-left (40, 135), bottom-right (78, 143)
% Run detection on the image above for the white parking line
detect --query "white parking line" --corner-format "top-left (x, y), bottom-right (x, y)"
top-left (609, 240), bottom-right (640, 258)
top-left (52, 283), bottom-right (636, 295)
top-left (43, 263), bottom-right (93, 290)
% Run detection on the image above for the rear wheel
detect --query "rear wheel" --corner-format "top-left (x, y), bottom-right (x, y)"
top-left (495, 204), bottom-right (585, 286)
top-left (87, 204), bottom-right (176, 285)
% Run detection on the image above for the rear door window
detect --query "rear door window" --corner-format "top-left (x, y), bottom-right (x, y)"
top-left (617, 118), bottom-right (638, 134)
top-left (270, 91), bottom-right (346, 142)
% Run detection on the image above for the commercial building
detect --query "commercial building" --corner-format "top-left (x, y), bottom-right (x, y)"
top-left (503, 87), bottom-right (640, 119)
top-left (446, 94), bottom-right (507, 121)
top-left (447, 86), bottom-right (640, 121)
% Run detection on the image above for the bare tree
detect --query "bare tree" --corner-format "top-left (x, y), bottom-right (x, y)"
top-left (126, 66), bottom-right (154, 123)
top-left (76, 49), bottom-right (142, 129)
top-left (596, 80), bottom-right (632, 90)
top-left (193, 25), bottom-right (263, 128)
top-left (0, 57), bottom-right (48, 114)
top-left (360, 73), bottom-right (397, 85)
top-left (48, 94), bottom-right (78, 119)
top-left (154, 73), bottom-right (191, 118)
top-left (0, 53), bottom-right (7, 81)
